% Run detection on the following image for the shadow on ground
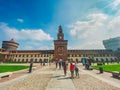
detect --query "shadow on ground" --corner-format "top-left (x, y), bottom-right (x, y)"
top-left (57, 77), bottom-right (71, 80)
top-left (51, 75), bottom-right (61, 78)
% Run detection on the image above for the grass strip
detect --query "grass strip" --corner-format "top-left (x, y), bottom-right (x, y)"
top-left (0, 65), bottom-right (29, 73)
top-left (91, 64), bottom-right (120, 72)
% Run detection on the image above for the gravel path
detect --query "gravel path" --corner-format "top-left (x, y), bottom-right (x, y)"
top-left (0, 66), bottom-right (55, 90)
top-left (1, 64), bottom-right (120, 90)
top-left (72, 71), bottom-right (120, 90)
top-left (73, 66), bottom-right (120, 90)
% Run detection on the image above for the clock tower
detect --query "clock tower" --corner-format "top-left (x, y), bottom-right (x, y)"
top-left (54, 25), bottom-right (68, 61)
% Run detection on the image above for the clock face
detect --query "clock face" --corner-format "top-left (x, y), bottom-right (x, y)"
top-left (59, 36), bottom-right (62, 39)
top-left (58, 46), bottom-right (64, 52)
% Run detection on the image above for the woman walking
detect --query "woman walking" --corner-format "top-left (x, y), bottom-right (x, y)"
top-left (70, 63), bottom-right (75, 79)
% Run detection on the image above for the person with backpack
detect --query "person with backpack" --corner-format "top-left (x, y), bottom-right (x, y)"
top-left (70, 62), bottom-right (75, 79)
top-left (75, 62), bottom-right (79, 78)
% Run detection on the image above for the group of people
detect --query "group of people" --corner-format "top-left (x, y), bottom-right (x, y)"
top-left (81, 58), bottom-right (91, 70)
top-left (70, 62), bottom-right (79, 78)
top-left (40, 59), bottom-right (51, 66)
top-left (55, 60), bottom-right (80, 79)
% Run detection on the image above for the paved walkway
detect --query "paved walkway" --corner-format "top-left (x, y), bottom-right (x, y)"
top-left (0, 66), bottom-right (55, 90)
top-left (79, 65), bottom-right (120, 88)
top-left (46, 69), bottom-right (76, 90)
top-left (0, 64), bottom-right (120, 90)
top-left (0, 65), bottom-right (75, 90)
top-left (46, 65), bottom-right (120, 90)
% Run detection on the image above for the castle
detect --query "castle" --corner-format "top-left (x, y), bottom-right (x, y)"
top-left (0, 26), bottom-right (116, 63)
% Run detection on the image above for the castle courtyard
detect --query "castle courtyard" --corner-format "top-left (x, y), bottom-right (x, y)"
top-left (0, 63), bottom-right (120, 90)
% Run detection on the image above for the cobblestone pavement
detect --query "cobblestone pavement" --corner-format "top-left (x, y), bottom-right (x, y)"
top-left (0, 65), bottom-right (55, 90)
top-left (72, 64), bottom-right (120, 90)
top-left (0, 63), bottom-right (120, 90)
top-left (73, 74), bottom-right (120, 90)
top-left (46, 69), bottom-right (76, 90)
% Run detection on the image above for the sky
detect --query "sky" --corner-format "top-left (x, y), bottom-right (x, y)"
top-left (0, 0), bottom-right (120, 50)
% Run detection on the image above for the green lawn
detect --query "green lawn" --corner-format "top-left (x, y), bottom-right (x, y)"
top-left (91, 64), bottom-right (120, 72)
top-left (0, 65), bottom-right (29, 73)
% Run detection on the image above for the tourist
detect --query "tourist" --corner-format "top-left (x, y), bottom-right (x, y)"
top-left (59, 59), bottom-right (62, 69)
top-left (75, 62), bottom-right (79, 78)
top-left (29, 61), bottom-right (33, 73)
top-left (81, 58), bottom-right (86, 66)
top-left (86, 60), bottom-right (90, 70)
top-left (40, 59), bottom-right (42, 66)
top-left (62, 61), bottom-right (67, 76)
top-left (70, 63), bottom-right (75, 79)
top-left (43, 59), bottom-right (45, 66)
top-left (65, 60), bottom-right (68, 74)
top-left (56, 61), bottom-right (58, 68)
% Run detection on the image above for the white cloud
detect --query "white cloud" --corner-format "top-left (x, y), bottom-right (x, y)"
top-left (0, 23), bottom-right (53, 41)
top-left (69, 13), bottom-right (108, 39)
top-left (79, 41), bottom-right (104, 49)
top-left (0, 22), bottom-right (54, 50)
top-left (105, 0), bottom-right (120, 11)
top-left (87, 13), bottom-right (108, 22)
top-left (17, 18), bottom-right (24, 23)
top-left (22, 41), bottom-right (53, 50)
top-left (108, 16), bottom-right (120, 37)
top-left (112, 0), bottom-right (120, 8)
top-left (68, 13), bottom-right (120, 49)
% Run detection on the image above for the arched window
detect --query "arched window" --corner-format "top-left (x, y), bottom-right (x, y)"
top-left (18, 59), bottom-right (20, 62)
top-left (35, 59), bottom-right (37, 63)
top-left (26, 59), bottom-right (28, 63)
top-left (22, 59), bottom-right (24, 62)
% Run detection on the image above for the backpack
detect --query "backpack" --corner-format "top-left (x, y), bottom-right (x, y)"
top-left (75, 66), bottom-right (78, 71)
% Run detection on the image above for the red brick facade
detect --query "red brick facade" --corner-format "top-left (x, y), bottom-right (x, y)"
top-left (54, 25), bottom-right (68, 61)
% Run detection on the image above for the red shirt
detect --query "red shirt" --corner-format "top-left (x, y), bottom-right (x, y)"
top-left (70, 64), bottom-right (75, 71)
